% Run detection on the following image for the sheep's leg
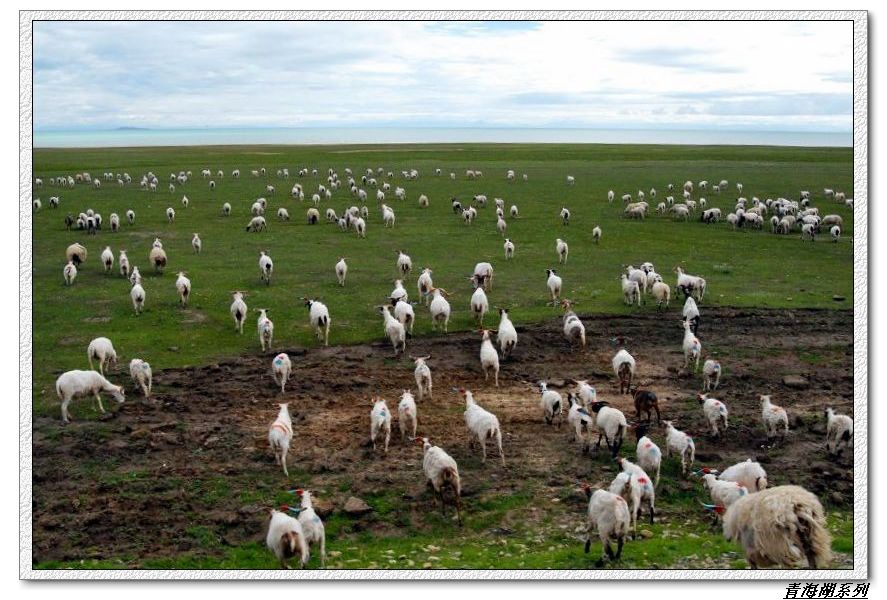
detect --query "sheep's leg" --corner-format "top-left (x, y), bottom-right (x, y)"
top-left (494, 370), bottom-right (499, 387)
top-left (648, 500), bottom-right (655, 524)
top-left (480, 437), bottom-right (487, 463)
top-left (615, 537), bottom-right (624, 560)
top-left (94, 393), bottom-right (106, 414)
top-left (61, 397), bottom-right (71, 423)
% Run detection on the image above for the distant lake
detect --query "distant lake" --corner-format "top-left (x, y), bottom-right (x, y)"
top-left (33, 127), bottom-right (852, 149)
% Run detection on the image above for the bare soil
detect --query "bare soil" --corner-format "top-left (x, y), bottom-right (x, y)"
top-left (32, 308), bottom-right (854, 566)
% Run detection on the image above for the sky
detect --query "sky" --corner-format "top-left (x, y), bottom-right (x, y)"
top-left (32, 20), bottom-right (854, 132)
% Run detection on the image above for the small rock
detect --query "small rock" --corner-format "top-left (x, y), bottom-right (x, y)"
top-left (342, 496), bottom-right (372, 516)
top-left (782, 375), bottom-right (810, 389)
top-left (638, 529), bottom-right (654, 539)
top-left (833, 295), bottom-right (846, 302)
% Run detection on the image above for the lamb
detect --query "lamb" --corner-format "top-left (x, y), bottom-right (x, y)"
top-left (560, 207), bottom-right (571, 225)
top-left (418, 437), bottom-right (463, 524)
top-left (460, 388), bottom-right (504, 465)
top-left (495, 308), bottom-right (518, 358)
top-left (698, 393), bottom-right (728, 437)
top-left (472, 262), bottom-right (494, 291)
top-left (398, 390), bottom-right (418, 441)
top-left (265, 509), bottom-right (309, 569)
top-left (370, 397), bottom-right (392, 453)
top-left (381, 204), bottom-right (396, 227)
top-left (428, 287), bottom-right (451, 332)
top-left (267, 402), bottom-right (293, 475)
top-left (257, 308), bottom-right (274, 351)
top-left (546, 269), bottom-right (563, 304)
top-left (612, 344), bottom-right (636, 395)
top-left (66, 242), bottom-right (87, 266)
top-left (378, 304), bottom-right (406, 356)
top-left (581, 483), bottom-right (631, 567)
top-left (166, 207), bottom-right (175, 222)
top-left (619, 273), bottom-right (640, 307)
top-left (631, 387), bottom-right (660, 424)
top-left (259, 251), bottom-right (274, 285)
top-left (722, 485), bottom-right (831, 569)
top-left (719, 459), bottom-right (769, 492)
top-left (633, 423), bottom-right (662, 487)
top-left (681, 319), bottom-right (702, 372)
top-left (392, 298), bottom-right (415, 336)
top-left (561, 299), bottom-right (586, 349)
top-left (128, 358), bottom-right (152, 398)
top-left (87, 337), bottom-right (118, 375)
top-left (504, 238), bottom-right (515, 259)
top-left (226, 291), bottom-right (247, 334)
top-left (175, 272), bottom-right (191, 307)
top-left (608, 190), bottom-right (615, 203)
top-left (271, 353), bottom-right (292, 393)
top-left (683, 295), bottom-right (701, 335)
top-left (591, 402), bottom-right (628, 458)
top-left (824, 407), bottom-right (853, 456)
top-left (592, 225), bottom-right (602, 243)
top-left (496, 216), bottom-right (507, 236)
top-left (130, 280), bottom-right (146, 314)
top-left (470, 286), bottom-right (489, 325)
top-left (760, 394), bottom-right (789, 444)
top-left (149, 246), bottom-right (167, 273)
top-left (55, 369), bottom-right (125, 423)
top-left (63, 261), bottom-right (77, 285)
top-left (303, 298), bottom-right (331, 347)
top-left (651, 280), bottom-right (670, 310)
top-left (396, 250), bottom-right (412, 277)
top-left (290, 490), bottom-right (326, 568)
top-left (538, 381), bottom-right (563, 425)
top-left (663, 420), bottom-right (695, 475)
top-left (702, 359), bottom-right (721, 390)
top-left (702, 473), bottom-right (748, 509)
top-left (510, 204), bottom-right (519, 218)
top-left (181, 195), bottom-right (189, 209)
top-left (479, 329), bottom-right (500, 387)
top-left (556, 238), bottom-right (569, 263)
top-left (331, 257), bottom-right (348, 286)
top-left (567, 393), bottom-right (593, 451)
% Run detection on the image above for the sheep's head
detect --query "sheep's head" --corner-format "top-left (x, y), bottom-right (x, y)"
top-left (697, 393), bottom-right (707, 404)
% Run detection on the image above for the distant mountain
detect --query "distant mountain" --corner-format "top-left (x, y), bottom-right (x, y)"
top-left (115, 126), bottom-right (150, 131)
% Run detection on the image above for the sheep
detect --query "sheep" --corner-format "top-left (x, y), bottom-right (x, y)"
top-left (479, 329), bottom-right (500, 387)
top-left (392, 298), bottom-right (415, 336)
top-left (221, 202), bottom-right (231, 217)
top-left (682, 319), bottom-right (702, 372)
top-left (561, 299), bottom-right (586, 349)
top-left (378, 304), bottom-right (406, 356)
top-left (417, 267), bottom-right (433, 303)
top-left (395, 250), bottom-right (412, 277)
top-left (546, 269), bottom-right (562, 304)
top-left (472, 262), bottom-right (494, 291)
top-left (246, 216), bottom-right (268, 232)
top-left (124, 358), bottom-right (151, 397)
top-left (495, 308), bottom-right (517, 358)
top-left (824, 407), bottom-right (853, 456)
top-left (130, 280), bottom-right (146, 314)
top-left (418, 194), bottom-right (429, 208)
top-left (354, 217), bottom-right (367, 238)
top-left (698, 393), bottom-right (729, 438)
top-left (760, 394), bottom-right (789, 444)
top-left (572, 379), bottom-right (597, 406)
top-left (830, 225), bottom-right (841, 243)
top-left (581, 483), bottom-right (631, 567)
top-left (821, 214), bottom-right (843, 228)
top-left (62, 261), bottom-right (77, 286)
top-left (189, 232), bottom-right (201, 254)
top-left (590, 402), bottom-right (628, 458)
top-left (380, 204), bottom-right (396, 227)
top-left (651, 281), bottom-right (670, 310)
top-left (181, 195), bottom-right (189, 209)
top-left (428, 287), bottom-right (452, 332)
top-left (334, 257), bottom-right (348, 286)
top-left (504, 238), bottom-right (515, 259)
top-left (166, 207), bottom-right (176, 222)
top-left (257, 308), bottom-right (274, 351)
top-left (538, 381), bottom-right (563, 426)
top-left (674, 266), bottom-right (706, 301)
top-left (96, 245), bottom-right (113, 274)
top-left (470, 286), bottom-right (489, 325)
top-left (66, 243), bottom-right (87, 266)
top-left (630, 387), bottom-right (660, 424)
top-left (252, 201), bottom-right (265, 216)
top-left (459, 388), bottom-right (505, 465)
top-left (390, 279), bottom-right (408, 304)
top-left (610, 465), bottom-right (655, 536)
top-left (683, 295), bottom-right (701, 335)
top-left (719, 458), bottom-right (769, 492)
top-left (566, 393), bottom-right (593, 451)
top-left (55, 369), bottom-right (125, 423)
top-left (626, 265), bottom-right (647, 294)
top-left (702, 359), bottom-right (721, 390)
top-left (418, 437), bottom-right (463, 524)
top-left (701, 473), bottom-right (748, 509)
top-left (663, 420), bottom-right (695, 476)
top-left (118, 250), bottom-right (130, 278)
top-left (271, 353), bottom-right (292, 393)
top-left (288, 490), bottom-right (326, 568)
top-left (633, 423), bottom-right (662, 488)
top-left (555, 238), bottom-right (569, 264)
top-left (608, 190), bottom-right (615, 203)
top-left (496, 216), bottom-right (507, 236)
top-left (560, 207), bottom-right (571, 225)
top-left (621, 274), bottom-right (641, 306)
top-left (108, 212), bottom-right (121, 232)
top-left (722, 485), bottom-right (831, 569)
top-left (230, 291), bottom-right (247, 334)
top-left (306, 208), bottom-right (320, 225)
top-left (265, 509), bottom-right (309, 569)
top-left (175, 272), bottom-right (191, 307)
top-left (510, 204), bottom-right (519, 218)
top-left (370, 397), bottom-right (392, 453)
top-left (592, 225), bottom-right (602, 243)
top-left (258, 251), bottom-right (273, 285)
top-left (612, 345), bottom-right (636, 395)
top-left (87, 337), bottom-right (118, 375)
top-left (302, 298), bottom-right (331, 347)
top-left (276, 207), bottom-right (290, 221)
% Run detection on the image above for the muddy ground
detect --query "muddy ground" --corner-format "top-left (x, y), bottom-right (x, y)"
top-left (31, 308), bottom-right (855, 567)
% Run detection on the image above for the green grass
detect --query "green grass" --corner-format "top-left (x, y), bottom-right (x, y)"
top-left (31, 143), bottom-right (853, 416)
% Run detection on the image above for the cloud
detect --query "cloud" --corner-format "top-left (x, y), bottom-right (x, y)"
top-left (617, 47), bottom-right (743, 74)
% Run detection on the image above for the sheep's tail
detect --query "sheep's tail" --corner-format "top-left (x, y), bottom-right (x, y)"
top-left (795, 502), bottom-right (832, 569)
top-left (756, 476), bottom-right (768, 491)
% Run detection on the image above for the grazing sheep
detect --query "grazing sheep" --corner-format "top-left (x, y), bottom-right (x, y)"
top-left (370, 397), bottom-right (392, 453)
top-left (63, 261), bottom-right (77, 286)
top-left (479, 329), bottom-right (500, 387)
top-left (719, 459), bottom-right (768, 493)
top-left (581, 483), bottom-right (631, 567)
top-left (722, 485), bottom-right (831, 569)
top-left (66, 243), bottom-right (87, 266)
top-left (824, 407), bottom-right (853, 456)
top-left (495, 308), bottom-right (518, 358)
top-left (428, 287), bottom-right (452, 332)
top-left (55, 369), bottom-right (125, 423)
top-left (128, 358), bottom-right (152, 398)
top-left (760, 394), bottom-right (789, 444)
top-left (378, 304), bottom-right (406, 355)
top-left (663, 420), bottom-right (695, 476)
top-left (257, 308), bottom-right (274, 351)
top-left (397, 390), bottom-right (418, 441)
top-left (87, 337), bottom-right (118, 375)
top-left (546, 269), bottom-right (563, 304)
top-left (266, 509), bottom-right (309, 569)
top-left (538, 381), bottom-right (563, 425)
top-left (460, 388), bottom-right (504, 465)
top-left (418, 437), bottom-right (463, 524)
top-left (702, 359), bottom-right (721, 390)
top-left (303, 298), bottom-right (331, 347)
top-left (230, 291), bottom-right (247, 334)
top-left (698, 393), bottom-right (729, 437)
top-left (277, 207), bottom-right (290, 221)
top-left (175, 272), bottom-right (191, 307)
top-left (271, 353), bottom-right (292, 393)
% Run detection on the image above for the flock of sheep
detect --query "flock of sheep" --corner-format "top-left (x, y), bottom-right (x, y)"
top-left (36, 164), bottom-right (853, 570)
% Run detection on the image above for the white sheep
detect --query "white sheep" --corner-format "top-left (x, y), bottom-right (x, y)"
top-left (392, 298), bottom-right (415, 336)
top-left (681, 319), bottom-right (702, 372)
top-left (63, 261), bottom-right (77, 285)
top-left (181, 195), bottom-right (189, 209)
top-left (561, 299), bottom-right (586, 349)
top-left (608, 190), bottom-right (615, 203)
top-left (504, 238), bottom-right (515, 259)
top-left (538, 381), bottom-right (563, 425)
top-left (760, 394), bottom-right (789, 444)
top-left (87, 337), bottom-right (118, 375)
top-left (128, 358), bottom-right (152, 398)
top-left (118, 250), bottom-right (130, 279)
top-left (722, 485), bottom-right (831, 569)
top-left (335, 257), bottom-right (348, 286)
top-left (663, 420), bottom-right (695, 476)
top-left (702, 473), bottom-right (748, 509)
top-left (175, 272), bottom-right (191, 307)
top-left (633, 426), bottom-right (662, 488)
top-left (257, 308), bottom-right (274, 351)
top-left (258, 251), bottom-right (273, 285)
top-left (378, 304), bottom-right (406, 355)
top-left (354, 217), bottom-right (367, 238)
top-left (592, 225), bottom-right (602, 244)
top-left (306, 208), bottom-right (320, 225)
top-left (460, 388), bottom-right (504, 465)
top-left (626, 265), bottom-right (647, 294)
top-left (683, 295), bottom-right (701, 335)
top-left (546, 269), bottom-right (563, 304)
top-left (830, 225), bottom-right (841, 243)
top-left (698, 393), bottom-right (728, 437)
top-left (495, 308), bottom-right (517, 358)
top-left (651, 281), bottom-right (670, 310)
top-left (566, 393), bottom-right (593, 451)
top-left (66, 242), bottom-right (87, 266)
top-left (702, 359), bottom-right (721, 390)
top-left (719, 459), bottom-right (769, 492)
top-left (398, 390), bottom-right (418, 441)
top-left (302, 298), bottom-right (331, 347)
top-left (265, 509), bottom-right (309, 569)
top-left (566, 175), bottom-right (575, 185)
top-left (290, 490), bottom-right (326, 568)
top-left (166, 207), bottom-right (175, 222)
top-left (418, 437), bottom-right (463, 523)
top-left (428, 287), bottom-right (451, 332)
top-left (674, 266), bottom-right (707, 301)
top-left (612, 345), bottom-right (636, 394)
top-left (130, 279), bottom-right (146, 314)
top-left (581, 483), bottom-right (631, 566)
top-left (109, 213), bottom-right (120, 232)
top-left (510, 204), bottom-right (519, 218)
top-left (370, 397), bottom-right (392, 453)
top-left (390, 279), bottom-right (408, 304)
top-left (824, 407), bottom-right (853, 456)
top-left (396, 250), bottom-right (412, 277)
top-left (472, 262), bottom-right (494, 291)
top-left (479, 329), bottom-right (499, 386)
top-left (560, 207), bottom-right (571, 225)
top-left (410, 355), bottom-right (432, 400)
top-left (590, 402), bottom-right (628, 458)
top-left (621, 274), bottom-right (641, 306)
top-left (221, 203), bottom-right (231, 217)
top-left (55, 369), bottom-right (125, 423)
top-left (417, 267), bottom-right (433, 303)
top-left (470, 286), bottom-right (489, 325)
top-left (268, 402), bottom-right (293, 475)
top-left (611, 461), bottom-right (656, 535)
top-left (556, 238), bottom-right (569, 263)
top-left (271, 353), bottom-right (292, 393)
top-left (230, 291), bottom-right (247, 334)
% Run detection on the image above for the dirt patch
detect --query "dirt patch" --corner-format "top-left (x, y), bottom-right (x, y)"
top-left (31, 308), bottom-right (854, 566)
top-left (181, 309), bottom-right (208, 324)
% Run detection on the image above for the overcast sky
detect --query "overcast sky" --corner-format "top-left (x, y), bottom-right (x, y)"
top-left (33, 20), bottom-right (853, 132)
